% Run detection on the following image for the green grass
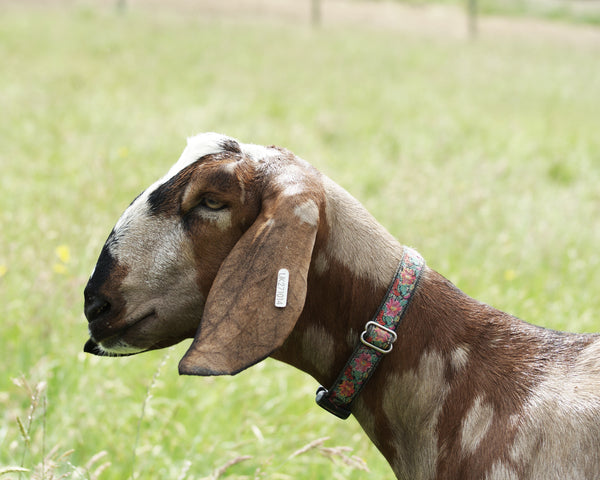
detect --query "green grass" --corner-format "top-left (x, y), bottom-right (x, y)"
top-left (1, 3), bottom-right (600, 478)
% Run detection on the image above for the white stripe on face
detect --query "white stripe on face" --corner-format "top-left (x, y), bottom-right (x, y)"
top-left (112, 133), bottom-right (280, 249)
top-left (114, 133), bottom-right (237, 234)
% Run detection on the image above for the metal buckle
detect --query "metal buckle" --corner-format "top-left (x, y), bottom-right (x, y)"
top-left (360, 321), bottom-right (397, 354)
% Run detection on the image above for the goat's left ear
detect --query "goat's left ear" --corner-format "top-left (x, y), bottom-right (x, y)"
top-left (178, 190), bottom-right (319, 376)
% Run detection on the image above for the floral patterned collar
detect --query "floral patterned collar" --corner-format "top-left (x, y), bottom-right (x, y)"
top-left (315, 247), bottom-right (425, 419)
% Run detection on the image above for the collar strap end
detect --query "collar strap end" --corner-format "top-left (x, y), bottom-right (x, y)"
top-left (315, 386), bottom-right (352, 419)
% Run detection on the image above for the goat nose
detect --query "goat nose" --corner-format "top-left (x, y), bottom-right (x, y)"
top-left (84, 289), bottom-right (111, 323)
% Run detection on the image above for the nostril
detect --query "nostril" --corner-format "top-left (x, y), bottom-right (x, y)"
top-left (84, 293), bottom-right (111, 323)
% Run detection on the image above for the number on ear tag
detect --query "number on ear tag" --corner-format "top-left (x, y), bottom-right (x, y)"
top-left (275, 269), bottom-right (289, 308)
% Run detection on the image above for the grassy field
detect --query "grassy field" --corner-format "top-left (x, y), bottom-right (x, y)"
top-left (1, 2), bottom-right (600, 478)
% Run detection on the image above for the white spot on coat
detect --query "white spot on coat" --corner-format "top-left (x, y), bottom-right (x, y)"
top-left (281, 184), bottom-right (305, 197)
top-left (485, 462), bottom-right (518, 480)
top-left (294, 200), bottom-right (319, 226)
top-left (508, 339), bottom-right (600, 478)
top-left (461, 395), bottom-right (494, 454)
top-left (450, 345), bottom-right (470, 371)
top-left (383, 350), bottom-right (449, 479)
top-left (301, 325), bottom-right (334, 378)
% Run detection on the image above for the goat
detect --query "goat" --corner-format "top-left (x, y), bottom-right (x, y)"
top-left (84, 132), bottom-right (600, 479)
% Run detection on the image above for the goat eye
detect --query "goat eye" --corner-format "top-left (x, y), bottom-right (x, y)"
top-left (200, 197), bottom-right (226, 211)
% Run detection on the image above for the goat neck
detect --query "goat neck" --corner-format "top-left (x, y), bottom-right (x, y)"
top-left (274, 176), bottom-right (599, 479)
top-left (270, 174), bottom-right (403, 385)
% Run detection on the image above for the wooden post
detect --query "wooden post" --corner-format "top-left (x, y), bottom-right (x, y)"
top-left (311, 0), bottom-right (321, 27)
top-left (468, 0), bottom-right (478, 38)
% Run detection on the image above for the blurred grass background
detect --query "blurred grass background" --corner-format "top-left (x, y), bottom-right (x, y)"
top-left (1, 0), bottom-right (599, 478)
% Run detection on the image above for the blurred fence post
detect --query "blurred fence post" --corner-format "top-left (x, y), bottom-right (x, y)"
top-left (116, 0), bottom-right (126, 12)
top-left (311, 0), bottom-right (322, 27)
top-left (468, 0), bottom-right (478, 38)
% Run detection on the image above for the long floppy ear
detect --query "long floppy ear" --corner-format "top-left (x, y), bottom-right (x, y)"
top-left (178, 190), bottom-right (320, 376)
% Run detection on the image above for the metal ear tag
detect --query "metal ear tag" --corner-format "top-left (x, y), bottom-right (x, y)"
top-left (275, 269), bottom-right (289, 308)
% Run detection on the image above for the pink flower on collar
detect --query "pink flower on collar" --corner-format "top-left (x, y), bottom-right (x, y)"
top-left (353, 352), bottom-right (373, 373)
top-left (385, 298), bottom-right (402, 317)
top-left (401, 268), bottom-right (416, 284)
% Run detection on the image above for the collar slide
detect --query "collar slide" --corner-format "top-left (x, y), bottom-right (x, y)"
top-left (315, 247), bottom-right (425, 419)
top-left (360, 321), bottom-right (397, 354)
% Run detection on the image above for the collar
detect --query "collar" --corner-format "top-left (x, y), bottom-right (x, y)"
top-left (315, 247), bottom-right (425, 419)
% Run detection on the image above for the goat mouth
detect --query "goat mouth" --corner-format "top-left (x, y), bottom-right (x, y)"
top-left (85, 310), bottom-right (156, 356)
top-left (83, 338), bottom-right (143, 357)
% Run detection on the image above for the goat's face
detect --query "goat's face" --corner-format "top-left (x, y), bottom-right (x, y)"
top-left (84, 133), bottom-right (323, 375)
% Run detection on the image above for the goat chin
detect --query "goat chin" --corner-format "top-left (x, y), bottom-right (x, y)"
top-left (83, 339), bottom-right (136, 357)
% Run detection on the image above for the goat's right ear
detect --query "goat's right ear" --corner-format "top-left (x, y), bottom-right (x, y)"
top-left (178, 190), bottom-right (320, 376)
